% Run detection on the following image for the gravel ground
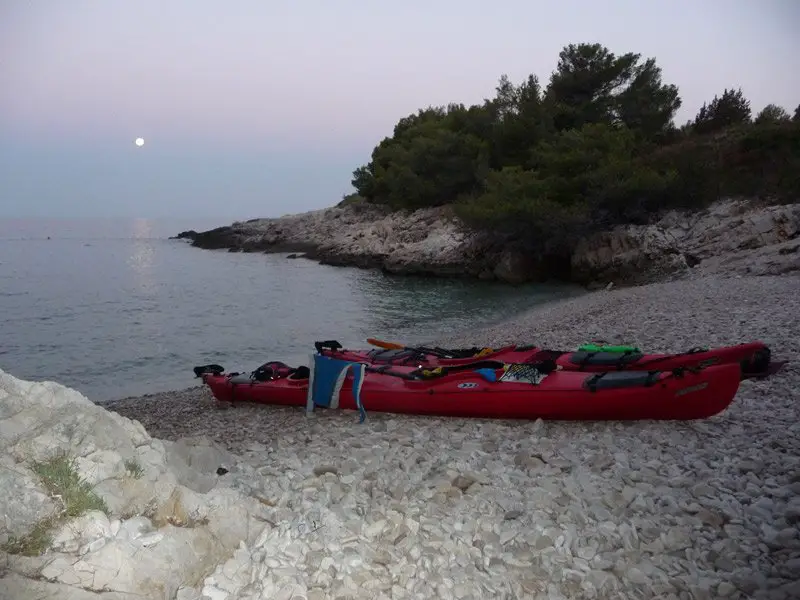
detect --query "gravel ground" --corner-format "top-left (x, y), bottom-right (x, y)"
top-left (101, 273), bottom-right (800, 600)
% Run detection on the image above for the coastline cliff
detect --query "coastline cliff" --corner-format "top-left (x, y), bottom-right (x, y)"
top-left (177, 198), bottom-right (800, 288)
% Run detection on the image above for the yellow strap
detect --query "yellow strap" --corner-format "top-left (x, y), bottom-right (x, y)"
top-left (421, 367), bottom-right (443, 377)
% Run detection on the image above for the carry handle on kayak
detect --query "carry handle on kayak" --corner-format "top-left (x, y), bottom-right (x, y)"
top-left (193, 364), bottom-right (225, 377)
top-left (315, 340), bottom-right (344, 354)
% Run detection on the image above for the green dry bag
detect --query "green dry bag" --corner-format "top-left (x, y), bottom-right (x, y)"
top-left (577, 343), bottom-right (641, 353)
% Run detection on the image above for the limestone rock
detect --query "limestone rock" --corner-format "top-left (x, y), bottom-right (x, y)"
top-left (0, 573), bottom-right (143, 599)
top-left (184, 197), bottom-right (800, 286)
top-left (493, 249), bottom-right (545, 284)
top-left (166, 436), bottom-right (237, 494)
top-left (0, 456), bottom-right (57, 545)
top-left (571, 199), bottom-right (800, 285)
top-left (185, 204), bottom-right (555, 284)
top-left (0, 368), bottom-right (267, 600)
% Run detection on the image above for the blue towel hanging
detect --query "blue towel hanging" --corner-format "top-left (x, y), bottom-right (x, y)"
top-left (306, 354), bottom-right (367, 422)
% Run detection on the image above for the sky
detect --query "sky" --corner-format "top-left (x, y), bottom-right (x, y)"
top-left (1, 0), bottom-right (798, 220)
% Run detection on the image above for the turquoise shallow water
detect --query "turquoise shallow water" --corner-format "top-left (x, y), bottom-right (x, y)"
top-left (0, 218), bottom-right (586, 401)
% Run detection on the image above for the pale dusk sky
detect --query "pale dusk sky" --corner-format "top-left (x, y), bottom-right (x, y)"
top-left (1, 0), bottom-right (798, 219)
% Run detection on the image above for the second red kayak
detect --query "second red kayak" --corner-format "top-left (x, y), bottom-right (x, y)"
top-left (314, 339), bottom-right (772, 378)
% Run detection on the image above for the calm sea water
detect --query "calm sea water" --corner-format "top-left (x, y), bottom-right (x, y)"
top-left (0, 218), bottom-right (586, 402)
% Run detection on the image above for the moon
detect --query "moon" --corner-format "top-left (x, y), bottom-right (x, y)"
top-left (134, 137), bottom-right (145, 147)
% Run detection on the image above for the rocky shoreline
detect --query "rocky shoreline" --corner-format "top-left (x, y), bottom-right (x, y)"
top-left (177, 198), bottom-right (800, 287)
top-left (2, 273), bottom-right (799, 599)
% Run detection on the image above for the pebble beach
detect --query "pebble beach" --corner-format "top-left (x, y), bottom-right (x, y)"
top-left (99, 273), bottom-right (800, 600)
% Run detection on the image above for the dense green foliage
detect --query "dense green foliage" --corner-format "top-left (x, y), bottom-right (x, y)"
top-left (349, 42), bottom-right (799, 249)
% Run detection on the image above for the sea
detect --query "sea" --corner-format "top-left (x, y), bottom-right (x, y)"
top-left (0, 217), bottom-right (586, 402)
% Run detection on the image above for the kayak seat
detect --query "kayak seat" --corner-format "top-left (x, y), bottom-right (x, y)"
top-left (367, 348), bottom-right (420, 365)
top-left (569, 350), bottom-right (645, 368)
top-left (584, 371), bottom-right (659, 391)
top-left (289, 366), bottom-right (310, 380)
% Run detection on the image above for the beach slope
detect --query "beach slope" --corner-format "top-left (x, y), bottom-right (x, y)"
top-left (86, 273), bottom-right (800, 599)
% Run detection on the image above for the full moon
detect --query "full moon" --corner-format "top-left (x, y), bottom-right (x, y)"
top-left (134, 137), bottom-right (145, 147)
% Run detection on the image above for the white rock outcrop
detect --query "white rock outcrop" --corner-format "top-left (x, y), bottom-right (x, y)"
top-left (571, 199), bottom-right (800, 286)
top-left (0, 369), bottom-right (270, 600)
top-left (187, 204), bottom-right (551, 283)
top-left (186, 199), bottom-right (800, 287)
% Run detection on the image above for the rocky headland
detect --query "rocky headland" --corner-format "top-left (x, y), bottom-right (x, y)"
top-left (177, 198), bottom-right (800, 287)
top-left (2, 273), bottom-right (799, 599)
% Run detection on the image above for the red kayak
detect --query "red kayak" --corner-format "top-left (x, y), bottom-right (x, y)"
top-left (194, 358), bottom-right (742, 421)
top-left (315, 339), bottom-right (773, 378)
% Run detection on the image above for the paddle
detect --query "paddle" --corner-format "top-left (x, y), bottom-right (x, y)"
top-left (367, 337), bottom-right (510, 360)
top-left (318, 338), bottom-right (456, 361)
top-left (366, 337), bottom-right (461, 358)
top-left (366, 337), bottom-right (405, 350)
